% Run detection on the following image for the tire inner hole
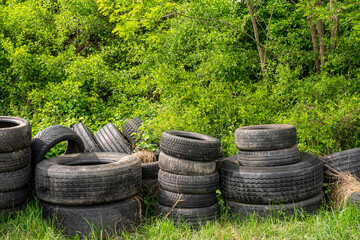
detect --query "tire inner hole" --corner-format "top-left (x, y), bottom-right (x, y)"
top-left (0, 122), bottom-right (18, 128)
top-left (64, 159), bottom-right (114, 166)
top-left (176, 134), bottom-right (205, 141)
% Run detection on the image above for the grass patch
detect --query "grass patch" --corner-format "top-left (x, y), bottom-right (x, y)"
top-left (2, 189), bottom-right (360, 239)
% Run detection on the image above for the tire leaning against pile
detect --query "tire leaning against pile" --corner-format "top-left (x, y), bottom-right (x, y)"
top-left (122, 117), bottom-right (143, 147)
top-left (219, 153), bottom-right (323, 204)
top-left (35, 152), bottom-right (141, 205)
top-left (70, 122), bottom-right (103, 152)
top-left (94, 123), bottom-right (132, 154)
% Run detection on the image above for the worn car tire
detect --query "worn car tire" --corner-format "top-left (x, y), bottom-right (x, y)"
top-left (0, 187), bottom-right (29, 209)
top-left (228, 192), bottom-right (324, 217)
top-left (234, 124), bottom-right (297, 151)
top-left (0, 116), bottom-right (31, 152)
top-left (322, 148), bottom-right (360, 182)
top-left (219, 153), bottom-right (323, 204)
top-left (122, 117), bottom-right (143, 147)
top-left (158, 169), bottom-right (219, 194)
top-left (155, 202), bottom-right (220, 227)
top-left (157, 187), bottom-right (217, 208)
top-left (41, 195), bottom-right (143, 237)
top-left (142, 162), bottom-right (159, 179)
top-left (0, 147), bottom-right (31, 173)
top-left (0, 165), bottom-right (31, 191)
top-left (31, 125), bottom-right (85, 167)
top-left (237, 146), bottom-right (300, 167)
top-left (160, 131), bottom-right (221, 161)
top-left (35, 153), bottom-right (141, 205)
top-left (159, 152), bottom-right (216, 176)
top-left (94, 123), bottom-right (132, 154)
top-left (70, 123), bottom-right (103, 152)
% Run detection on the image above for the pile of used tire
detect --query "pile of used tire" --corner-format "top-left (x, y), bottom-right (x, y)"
top-left (219, 124), bottom-right (324, 217)
top-left (0, 116), bottom-right (32, 216)
top-left (71, 118), bottom-right (159, 191)
top-left (35, 152), bottom-right (143, 237)
top-left (156, 131), bottom-right (221, 226)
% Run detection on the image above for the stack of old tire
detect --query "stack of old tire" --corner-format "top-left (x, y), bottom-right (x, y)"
top-left (156, 131), bottom-right (221, 226)
top-left (35, 152), bottom-right (143, 237)
top-left (0, 116), bottom-right (32, 217)
top-left (219, 124), bottom-right (324, 217)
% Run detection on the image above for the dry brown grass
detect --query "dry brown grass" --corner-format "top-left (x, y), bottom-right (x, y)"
top-left (133, 150), bottom-right (156, 163)
top-left (330, 171), bottom-right (360, 207)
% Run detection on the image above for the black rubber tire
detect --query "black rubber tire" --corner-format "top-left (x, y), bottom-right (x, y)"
top-left (31, 125), bottom-right (85, 167)
top-left (160, 131), bottom-right (221, 161)
top-left (122, 117), bottom-right (143, 147)
top-left (0, 116), bottom-right (31, 152)
top-left (70, 123), bottom-right (103, 152)
top-left (237, 146), bottom-right (300, 167)
top-left (0, 204), bottom-right (24, 218)
top-left (35, 153), bottom-right (141, 205)
top-left (219, 152), bottom-right (323, 204)
top-left (158, 152), bottom-right (216, 176)
top-left (41, 195), bottom-right (143, 237)
top-left (141, 178), bottom-right (158, 192)
top-left (142, 162), bottom-right (159, 179)
top-left (0, 188), bottom-right (29, 209)
top-left (228, 192), bottom-right (324, 218)
top-left (157, 187), bottom-right (217, 208)
top-left (322, 148), bottom-right (360, 182)
top-left (158, 169), bottom-right (219, 194)
top-left (234, 124), bottom-right (297, 151)
top-left (155, 202), bottom-right (220, 227)
top-left (0, 165), bottom-right (31, 191)
top-left (94, 123), bottom-right (132, 154)
top-left (0, 147), bottom-right (31, 173)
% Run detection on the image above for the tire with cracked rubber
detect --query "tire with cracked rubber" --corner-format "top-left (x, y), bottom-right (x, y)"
top-left (41, 195), bottom-right (143, 237)
top-left (122, 117), bottom-right (143, 146)
top-left (0, 165), bottom-right (31, 191)
top-left (70, 122), bottom-right (103, 152)
top-left (157, 187), bottom-right (217, 208)
top-left (31, 125), bottom-right (85, 167)
top-left (228, 192), bottom-right (324, 217)
top-left (155, 202), bottom-right (220, 227)
top-left (160, 131), bottom-right (221, 161)
top-left (219, 153), bottom-right (323, 204)
top-left (158, 169), bottom-right (219, 194)
top-left (94, 123), bottom-right (132, 154)
top-left (234, 124), bottom-right (297, 151)
top-left (0, 188), bottom-right (29, 209)
top-left (159, 152), bottom-right (216, 175)
top-left (322, 148), bottom-right (360, 182)
top-left (35, 152), bottom-right (141, 205)
top-left (237, 146), bottom-right (300, 167)
top-left (0, 147), bottom-right (31, 173)
top-left (0, 116), bottom-right (31, 152)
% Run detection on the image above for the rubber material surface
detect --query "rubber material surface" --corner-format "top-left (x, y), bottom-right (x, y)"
top-left (158, 169), bottom-right (219, 194)
top-left (0, 116), bottom-right (31, 152)
top-left (237, 146), bottom-right (300, 167)
top-left (0, 165), bottom-right (31, 191)
top-left (31, 125), bottom-right (85, 167)
top-left (41, 195), bottom-right (143, 237)
top-left (94, 123), bottom-right (132, 154)
top-left (70, 123), bottom-right (103, 152)
top-left (0, 187), bottom-right (28, 209)
top-left (155, 202), bottom-right (220, 227)
top-left (219, 153), bottom-right (323, 204)
top-left (35, 152), bottom-right (141, 205)
top-left (122, 117), bottom-right (143, 146)
top-left (228, 192), bottom-right (324, 217)
top-left (157, 187), bottom-right (217, 208)
top-left (141, 162), bottom-right (159, 179)
top-left (160, 131), bottom-right (221, 161)
top-left (159, 152), bottom-right (216, 176)
top-left (0, 147), bottom-right (31, 173)
top-left (234, 124), bottom-right (297, 151)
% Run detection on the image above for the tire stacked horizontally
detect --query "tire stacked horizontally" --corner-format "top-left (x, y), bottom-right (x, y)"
top-left (156, 131), bottom-right (221, 226)
top-left (0, 116), bottom-right (32, 216)
top-left (219, 124), bottom-right (324, 217)
top-left (35, 152), bottom-right (142, 237)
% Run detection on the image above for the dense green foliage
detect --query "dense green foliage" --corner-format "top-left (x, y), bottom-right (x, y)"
top-left (1, 0), bottom-right (359, 155)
